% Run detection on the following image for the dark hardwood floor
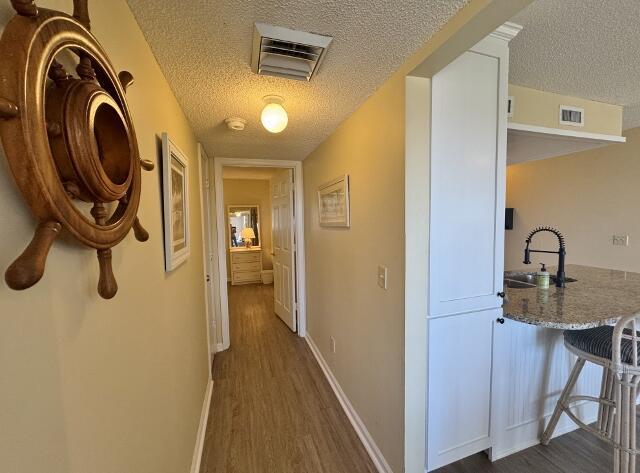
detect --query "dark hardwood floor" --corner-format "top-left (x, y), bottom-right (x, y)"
top-left (199, 283), bottom-right (377, 473)
top-left (434, 413), bottom-right (640, 473)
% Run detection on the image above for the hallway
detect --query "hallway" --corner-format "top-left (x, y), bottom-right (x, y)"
top-left (199, 284), bottom-right (377, 473)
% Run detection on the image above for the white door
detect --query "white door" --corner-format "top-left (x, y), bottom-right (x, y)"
top-left (429, 47), bottom-right (506, 318)
top-left (428, 308), bottom-right (498, 469)
top-left (272, 169), bottom-right (296, 331)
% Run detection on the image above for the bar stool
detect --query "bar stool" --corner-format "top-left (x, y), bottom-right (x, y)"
top-left (541, 313), bottom-right (640, 473)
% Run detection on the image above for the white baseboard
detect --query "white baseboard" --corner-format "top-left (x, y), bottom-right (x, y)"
top-left (305, 335), bottom-right (393, 473)
top-left (190, 379), bottom-right (213, 473)
top-left (216, 342), bottom-right (225, 352)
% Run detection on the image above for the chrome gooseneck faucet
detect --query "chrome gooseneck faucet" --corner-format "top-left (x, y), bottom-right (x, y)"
top-left (523, 226), bottom-right (566, 288)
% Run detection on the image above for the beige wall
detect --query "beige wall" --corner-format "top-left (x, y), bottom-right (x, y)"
top-left (304, 71), bottom-right (406, 470)
top-left (223, 178), bottom-right (273, 277)
top-left (505, 126), bottom-right (640, 272)
top-left (508, 84), bottom-right (623, 136)
top-left (0, 2), bottom-right (209, 473)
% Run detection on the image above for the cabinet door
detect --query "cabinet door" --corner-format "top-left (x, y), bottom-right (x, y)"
top-left (429, 47), bottom-right (507, 317)
top-left (427, 309), bottom-right (499, 471)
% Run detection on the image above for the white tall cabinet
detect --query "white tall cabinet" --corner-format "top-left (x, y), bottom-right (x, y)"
top-left (426, 27), bottom-right (517, 471)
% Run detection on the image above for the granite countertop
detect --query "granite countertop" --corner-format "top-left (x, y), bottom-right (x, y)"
top-left (503, 264), bottom-right (640, 329)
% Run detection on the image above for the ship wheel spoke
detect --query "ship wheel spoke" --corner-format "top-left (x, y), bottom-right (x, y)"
top-left (72, 0), bottom-right (91, 30)
top-left (90, 202), bottom-right (117, 298)
top-left (0, 97), bottom-right (19, 120)
top-left (76, 54), bottom-right (96, 82)
top-left (48, 60), bottom-right (69, 86)
top-left (132, 217), bottom-right (149, 242)
top-left (5, 221), bottom-right (61, 290)
top-left (140, 159), bottom-right (155, 171)
top-left (10, 0), bottom-right (38, 17)
top-left (118, 71), bottom-right (134, 92)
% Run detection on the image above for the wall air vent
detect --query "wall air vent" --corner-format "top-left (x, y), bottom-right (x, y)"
top-left (559, 105), bottom-right (585, 127)
top-left (251, 23), bottom-right (333, 82)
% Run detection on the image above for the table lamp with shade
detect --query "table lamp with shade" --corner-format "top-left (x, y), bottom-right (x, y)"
top-left (241, 227), bottom-right (256, 248)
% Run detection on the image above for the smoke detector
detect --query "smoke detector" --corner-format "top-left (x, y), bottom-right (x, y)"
top-left (251, 23), bottom-right (333, 82)
top-left (225, 117), bottom-right (247, 131)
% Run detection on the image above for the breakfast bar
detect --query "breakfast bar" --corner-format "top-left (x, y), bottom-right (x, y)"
top-left (503, 264), bottom-right (640, 473)
top-left (504, 264), bottom-right (640, 330)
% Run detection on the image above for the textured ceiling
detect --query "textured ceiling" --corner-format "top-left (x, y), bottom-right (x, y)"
top-left (510, 0), bottom-right (640, 130)
top-left (126, 0), bottom-right (468, 160)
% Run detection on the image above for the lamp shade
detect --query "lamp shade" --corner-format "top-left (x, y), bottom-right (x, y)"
top-left (241, 227), bottom-right (256, 241)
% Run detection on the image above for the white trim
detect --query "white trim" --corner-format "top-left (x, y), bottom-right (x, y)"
top-left (489, 22), bottom-right (523, 43)
top-left (190, 379), bottom-right (213, 473)
top-left (213, 157), bottom-right (307, 351)
top-left (198, 145), bottom-right (215, 376)
top-left (508, 122), bottom-right (626, 143)
top-left (404, 75), bottom-right (431, 473)
top-left (305, 335), bottom-right (392, 473)
top-left (216, 342), bottom-right (224, 353)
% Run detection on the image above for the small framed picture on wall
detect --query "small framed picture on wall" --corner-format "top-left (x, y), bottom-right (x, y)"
top-left (162, 133), bottom-right (190, 271)
top-left (317, 174), bottom-right (350, 228)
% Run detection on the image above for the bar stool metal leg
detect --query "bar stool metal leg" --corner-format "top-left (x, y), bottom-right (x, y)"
top-left (541, 357), bottom-right (586, 445)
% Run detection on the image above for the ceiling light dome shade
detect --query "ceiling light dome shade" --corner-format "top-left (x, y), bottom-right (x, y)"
top-left (261, 95), bottom-right (288, 133)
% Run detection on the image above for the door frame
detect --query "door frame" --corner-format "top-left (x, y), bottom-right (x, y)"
top-left (198, 144), bottom-right (216, 377)
top-left (212, 157), bottom-right (306, 351)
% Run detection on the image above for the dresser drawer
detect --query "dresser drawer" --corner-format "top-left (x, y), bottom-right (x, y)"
top-left (232, 271), bottom-right (261, 284)
top-left (231, 252), bottom-right (261, 264)
top-left (232, 261), bottom-right (261, 272)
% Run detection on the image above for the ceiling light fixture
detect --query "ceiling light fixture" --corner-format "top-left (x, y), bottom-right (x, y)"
top-left (260, 95), bottom-right (288, 133)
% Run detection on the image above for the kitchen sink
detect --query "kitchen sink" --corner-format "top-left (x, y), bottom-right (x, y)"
top-left (503, 271), bottom-right (577, 289)
top-left (504, 272), bottom-right (536, 289)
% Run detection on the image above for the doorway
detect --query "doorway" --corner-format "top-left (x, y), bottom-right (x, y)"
top-left (211, 158), bottom-right (306, 351)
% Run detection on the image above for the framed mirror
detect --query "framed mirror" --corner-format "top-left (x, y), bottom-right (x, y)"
top-left (228, 205), bottom-right (260, 248)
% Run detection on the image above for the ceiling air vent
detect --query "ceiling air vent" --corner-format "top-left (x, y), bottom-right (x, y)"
top-left (559, 105), bottom-right (584, 127)
top-left (251, 23), bottom-right (333, 81)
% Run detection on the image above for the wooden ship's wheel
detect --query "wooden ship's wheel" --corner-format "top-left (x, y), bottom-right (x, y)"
top-left (0, 0), bottom-right (154, 299)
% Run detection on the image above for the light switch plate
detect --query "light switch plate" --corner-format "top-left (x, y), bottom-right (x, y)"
top-left (613, 235), bottom-right (629, 246)
top-left (378, 265), bottom-right (388, 290)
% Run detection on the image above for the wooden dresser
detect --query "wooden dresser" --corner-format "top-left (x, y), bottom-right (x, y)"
top-left (230, 248), bottom-right (263, 285)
